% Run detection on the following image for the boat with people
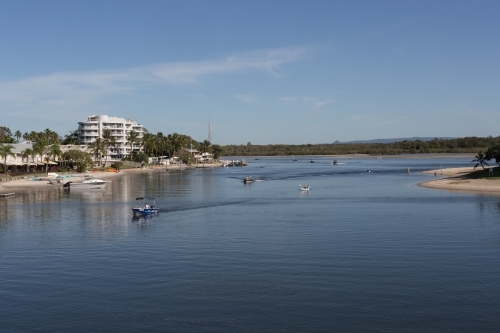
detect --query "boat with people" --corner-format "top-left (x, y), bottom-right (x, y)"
top-left (300, 184), bottom-right (310, 191)
top-left (132, 197), bottom-right (159, 216)
top-left (244, 175), bottom-right (254, 184)
top-left (333, 160), bottom-right (338, 165)
top-left (63, 174), bottom-right (107, 189)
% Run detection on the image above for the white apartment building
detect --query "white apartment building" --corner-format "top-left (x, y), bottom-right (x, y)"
top-left (78, 115), bottom-right (144, 162)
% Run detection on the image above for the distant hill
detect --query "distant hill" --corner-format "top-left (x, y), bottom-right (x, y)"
top-left (334, 137), bottom-right (455, 144)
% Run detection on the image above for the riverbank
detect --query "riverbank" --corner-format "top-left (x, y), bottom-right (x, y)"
top-left (0, 163), bottom-right (220, 195)
top-left (419, 167), bottom-right (500, 194)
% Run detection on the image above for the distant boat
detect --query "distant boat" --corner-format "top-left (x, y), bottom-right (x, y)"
top-left (310, 159), bottom-right (315, 163)
top-left (300, 184), bottom-right (310, 191)
top-left (293, 155), bottom-right (298, 161)
top-left (255, 158), bottom-right (259, 160)
top-left (244, 175), bottom-right (254, 184)
top-left (333, 160), bottom-right (338, 165)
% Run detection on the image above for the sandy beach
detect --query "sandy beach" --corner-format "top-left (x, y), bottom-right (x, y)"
top-left (419, 167), bottom-right (500, 194)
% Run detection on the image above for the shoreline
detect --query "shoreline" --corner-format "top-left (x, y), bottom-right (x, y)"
top-left (4, 156), bottom-right (499, 196)
top-left (237, 153), bottom-right (475, 159)
top-left (418, 167), bottom-right (500, 194)
top-left (0, 163), bottom-right (219, 195)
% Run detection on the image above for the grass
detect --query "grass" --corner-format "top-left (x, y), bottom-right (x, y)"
top-left (467, 166), bottom-right (500, 179)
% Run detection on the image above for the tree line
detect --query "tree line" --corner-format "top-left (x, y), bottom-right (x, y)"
top-left (0, 126), bottom-right (225, 173)
top-left (224, 136), bottom-right (500, 157)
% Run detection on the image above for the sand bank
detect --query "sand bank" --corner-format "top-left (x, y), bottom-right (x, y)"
top-left (419, 167), bottom-right (500, 194)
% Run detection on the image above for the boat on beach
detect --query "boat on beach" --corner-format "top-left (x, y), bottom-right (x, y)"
top-left (132, 197), bottom-right (159, 216)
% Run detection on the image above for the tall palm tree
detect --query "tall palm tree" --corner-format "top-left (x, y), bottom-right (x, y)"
top-left (102, 129), bottom-right (117, 166)
top-left (33, 140), bottom-right (49, 165)
top-left (472, 151), bottom-right (489, 170)
top-left (89, 138), bottom-right (105, 166)
top-left (43, 156), bottom-right (52, 172)
top-left (49, 144), bottom-right (62, 168)
top-left (14, 130), bottom-right (22, 143)
top-left (126, 130), bottom-right (140, 159)
top-left (0, 143), bottom-right (15, 174)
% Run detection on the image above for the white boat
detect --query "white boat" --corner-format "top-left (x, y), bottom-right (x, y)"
top-left (300, 185), bottom-right (310, 191)
top-left (244, 175), bottom-right (254, 184)
top-left (63, 175), bottom-right (107, 189)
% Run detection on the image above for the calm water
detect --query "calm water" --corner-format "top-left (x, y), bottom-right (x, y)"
top-left (1, 156), bottom-right (499, 332)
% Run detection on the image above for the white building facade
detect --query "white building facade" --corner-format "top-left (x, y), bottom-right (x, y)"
top-left (78, 115), bottom-right (144, 162)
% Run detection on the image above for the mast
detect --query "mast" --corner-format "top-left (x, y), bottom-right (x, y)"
top-left (208, 117), bottom-right (212, 143)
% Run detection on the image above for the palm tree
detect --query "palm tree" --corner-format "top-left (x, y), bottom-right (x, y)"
top-left (472, 151), bottom-right (489, 170)
top-left (0, 143), bottom-right (15, 174)
top-left (21, 148), bottom-right (32, 163)
top-left (21, 148), bottom-right (33, 172)
top-left (126, 130), bottom-right (140, 160)
top-left (33, 140), bottom-right (49, 166)
top-left (169, 132), bottom-right (186, 157)
top-left (198, 140), bottom-right (212, 154)
top-left (49, 144), bottom-right (62, 169)
top-left (102, 129), bottom-right (117, 166)
top-left (63, 129), bottom-right (80, 145)
top-left (14, 130), bottom-right (22, 143)
top-left (89, 138), bottom-right (105, 166)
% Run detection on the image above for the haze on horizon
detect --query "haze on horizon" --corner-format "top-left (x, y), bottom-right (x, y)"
top-left (1, 1), bottom-right (499, 145)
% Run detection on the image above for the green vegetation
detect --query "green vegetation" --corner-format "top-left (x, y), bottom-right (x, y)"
top-left (224, 136), bottom-right (500, 156)
top-left (471, 151), bottom-right (489, 170)
top-left (0, 143), bottom-right (15, 174)
top-left (467, 167), bottom-right (500, 179)
top-left (62, 149), bottom-right (93, 172)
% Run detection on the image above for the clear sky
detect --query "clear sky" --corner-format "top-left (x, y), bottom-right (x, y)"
top-left (1, 0), bottom-right (499, 145)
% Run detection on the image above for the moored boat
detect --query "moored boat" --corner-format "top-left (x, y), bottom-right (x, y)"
top-left (63, 175), bottom-right (107, 189)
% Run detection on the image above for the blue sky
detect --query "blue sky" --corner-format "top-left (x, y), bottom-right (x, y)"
top-left (1, 0), bottom-right (499, 144)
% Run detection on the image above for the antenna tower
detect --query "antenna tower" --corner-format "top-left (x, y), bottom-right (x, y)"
top-left (208, 117), bottom-right (212, 143)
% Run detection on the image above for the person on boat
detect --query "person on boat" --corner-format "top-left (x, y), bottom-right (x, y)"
top-left (145, 203), bottom-right (150, 209)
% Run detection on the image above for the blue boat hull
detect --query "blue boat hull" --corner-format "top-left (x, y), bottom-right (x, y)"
top-left (132, 208), bottom-right (159, 216)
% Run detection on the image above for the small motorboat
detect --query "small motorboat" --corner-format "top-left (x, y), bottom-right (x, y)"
top-left (132, 197), bottom-right (159, 216)
top-left (63, 175), bottom-right (107, 189)
top-left (333, 160), bottom-right (338, 165)
top-left (310, 159), bottom-right (315, 163)
top-left (244, 175), bottom-right (254, 184)
top-left (300, 184), bottom-right (310, 191)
